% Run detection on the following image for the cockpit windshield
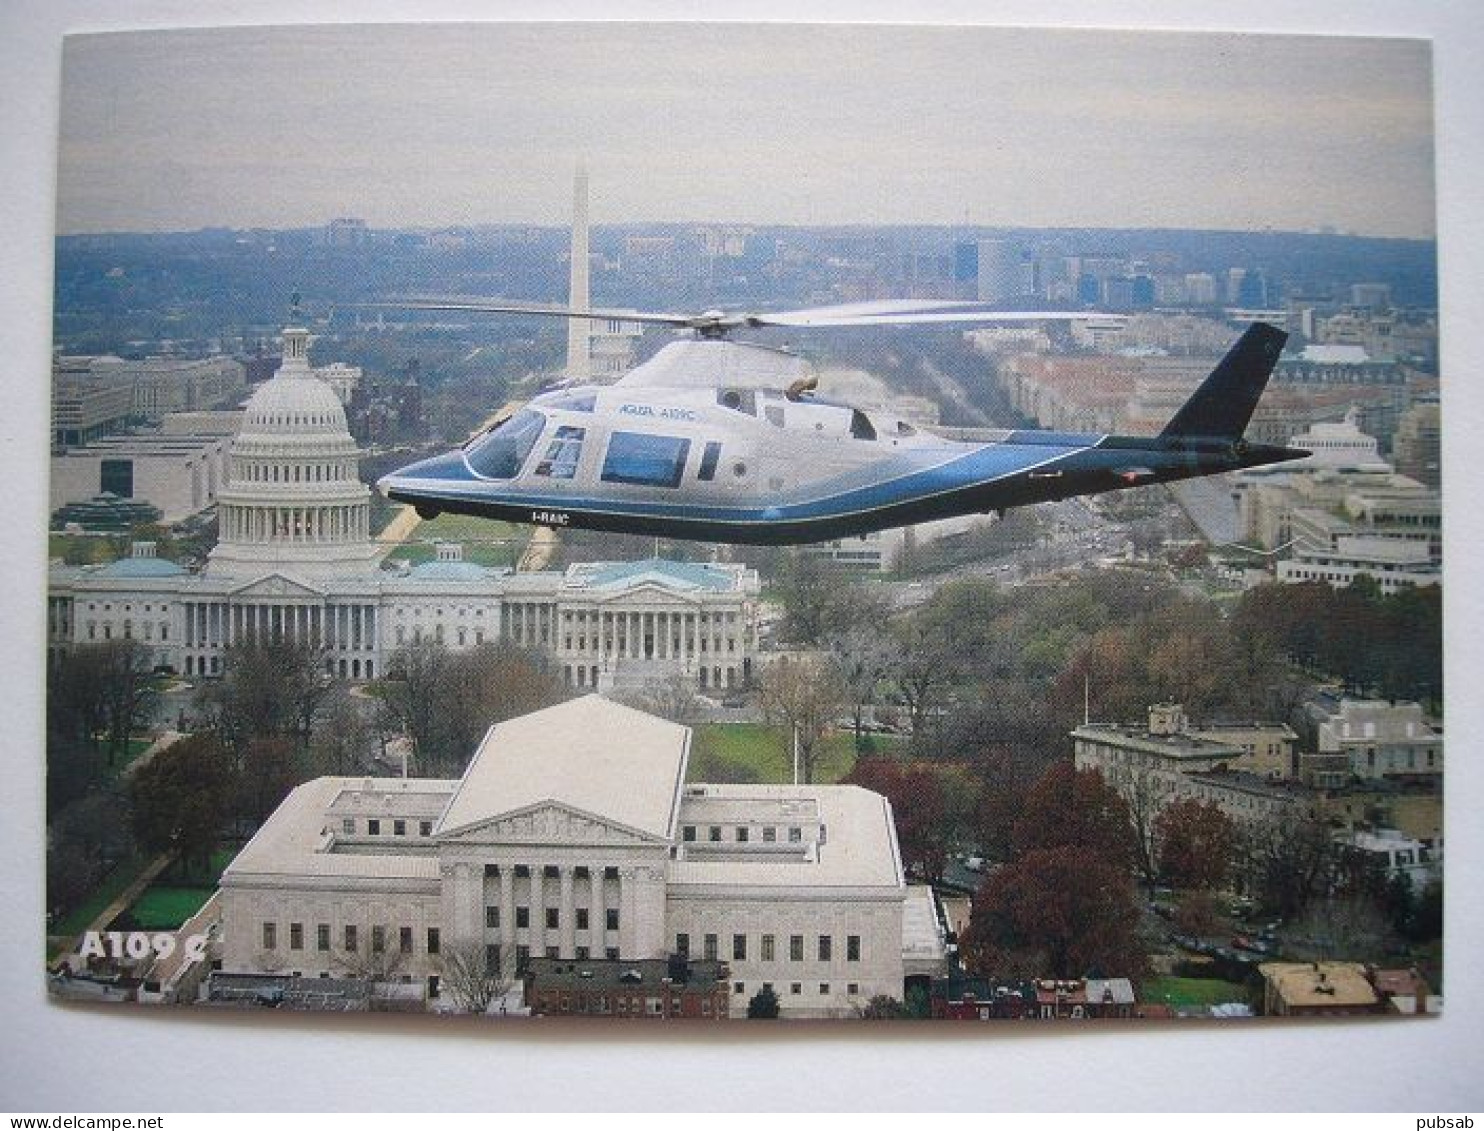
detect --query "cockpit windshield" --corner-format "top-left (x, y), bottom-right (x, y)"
top-left (464, 408), bottom-right (546, 479)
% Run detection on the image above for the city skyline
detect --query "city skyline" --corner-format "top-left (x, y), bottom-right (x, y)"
top-left (58, 24), bottom-right (1434, 238)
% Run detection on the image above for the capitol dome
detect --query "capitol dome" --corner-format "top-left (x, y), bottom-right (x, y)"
top-left (205, 326), bottom-right (383, 582)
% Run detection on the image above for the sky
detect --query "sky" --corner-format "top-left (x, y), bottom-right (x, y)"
top-left (57, 22), bottom-right (1436, 237)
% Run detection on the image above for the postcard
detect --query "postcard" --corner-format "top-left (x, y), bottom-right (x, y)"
top-left (44, 21), bottom-right (1441, 1029)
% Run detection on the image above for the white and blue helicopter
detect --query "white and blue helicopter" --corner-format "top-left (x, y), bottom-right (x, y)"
top-left (378, 300), bottom-right (1306, 545)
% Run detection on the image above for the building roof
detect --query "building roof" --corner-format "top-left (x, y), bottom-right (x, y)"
top-left (223, 776), bottom-right (457, 883)
top-left (435, 695), bottom-right (690, 840)
top-left (524, 956), bottom-right (728, 992)
top-left (94, 556), bottom-right (189, 579)
top-left (402, 559), bottom-right (496, 582)
top-left (573, 558), bottom-right (739, 592)
top-left (1259, 962), bottom-right (1380, 1009)
top-left (670, 784), bottom-right (903, 890)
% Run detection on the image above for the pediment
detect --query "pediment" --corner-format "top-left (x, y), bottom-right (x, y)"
top-left (591, 580), bottom-right (704, 605)
top-left (437, 800), bottom-right (663, 847)
top-left (229, 573), bottom-right (328, 600)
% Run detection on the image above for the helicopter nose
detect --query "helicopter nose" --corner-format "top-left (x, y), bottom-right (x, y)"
top-left (377, 449), bottom-right (470, 495)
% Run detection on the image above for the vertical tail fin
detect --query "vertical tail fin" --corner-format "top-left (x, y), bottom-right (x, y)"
top-left (1160, 322), bottom-right (1288, 440)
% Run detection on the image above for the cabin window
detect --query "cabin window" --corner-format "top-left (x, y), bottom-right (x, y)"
top-left (698, 441), bottom-right (722, 481)
top-left (465, 408), bottom-right (545, 479)
top-left (601, 432), bottom-right (692, 489)
top-left (535, 425), bottom-right (586, 479)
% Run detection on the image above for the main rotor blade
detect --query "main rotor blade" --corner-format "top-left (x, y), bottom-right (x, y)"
top-left (367, 299), bottom-right (697, 328)
top-left (755, 308), bottom-right (1118, 328)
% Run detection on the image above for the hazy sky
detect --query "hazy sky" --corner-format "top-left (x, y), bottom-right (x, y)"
top-left (57, 23), bottom-right (1435, 237)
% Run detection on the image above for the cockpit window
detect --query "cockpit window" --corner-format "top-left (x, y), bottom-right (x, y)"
top-left (534, 389), bottom-right (596, 413)
top-left (851, 410), bottom-right (877, 441)
top-left (464, 408), bottom-right (546, 479)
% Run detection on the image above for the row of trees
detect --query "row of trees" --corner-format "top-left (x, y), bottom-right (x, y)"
top-left (46, 632), bottom-right (567, 924)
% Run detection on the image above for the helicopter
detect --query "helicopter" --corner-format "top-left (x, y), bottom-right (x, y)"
top-left (377, 300), bottom-right (1307, 545)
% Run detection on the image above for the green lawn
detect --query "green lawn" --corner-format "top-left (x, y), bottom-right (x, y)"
top-left (128, 886), bottom-right (216, 930)
top-left (1142, 975), bottom-right (1250, 1012)
top-left (688, 723), bottom-right (897, 785)
top-left (385, 513), bottom-right (531, 568)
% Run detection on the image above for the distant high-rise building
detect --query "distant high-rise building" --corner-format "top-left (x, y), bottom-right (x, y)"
top-left (976, 239), bottom-right (1026, 303)
top-left (953, 240), bottom-right (979, 284)
top-left (1392, 400), bottom-right (1441, 488)
top-left (1184, 273), bottom-right (1219, 305)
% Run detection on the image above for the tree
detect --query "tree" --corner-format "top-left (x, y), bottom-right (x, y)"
top-left (332, 936), bottom-right (410, 1009)
top-left (49, 641), bottom-right (157, 764)
top-left (746, 985), bottom-right (781, 1019)
top-left (311, 694), bottom-right (373, 776)
top-left (623, 672), bottom-right (704, 726)
top-left (858, 994), bottom-right (909, 1020)
top-left (440, 940), bottom-right (514, 1014)
top-left (209, 637), bottom-right (329, 753)
top-left (827, 618), bottom-right (895, 753)
top-left (845, 757), bottom-right (979, 884)
top-left (774, 550), bottom-right (835, 645)
top-left (758, 652), bottom-right (845, 784)
top-left (1155, 799), bottom-right (1237, 891)
top-left (1242, 813), bottom-right (1337, 920)
top-left (1285, 895), bottom-right (1395, 962)
top-left (380, 640), bottom-right (566, 774)
top-left (1011, 761), bottom-right (1137, 872)
top-left (128, 732), bottom-right (233, 875)
top-left (962, 845), bottom-right (1148, 980)
top-left (888, 615), bottom-right (956, 742)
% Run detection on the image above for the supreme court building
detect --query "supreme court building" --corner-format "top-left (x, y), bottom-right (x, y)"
top-left (218, 696), bottom-right (944, 1018)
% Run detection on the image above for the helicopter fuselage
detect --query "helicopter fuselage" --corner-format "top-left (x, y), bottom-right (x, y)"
top-left (378, 337), bottom-right (1305, 545)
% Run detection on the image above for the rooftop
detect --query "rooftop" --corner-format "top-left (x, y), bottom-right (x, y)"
top-left (436, 696), bottom-right (690, 841)
top-left (1260, 962), bottom-right (1380, 1009)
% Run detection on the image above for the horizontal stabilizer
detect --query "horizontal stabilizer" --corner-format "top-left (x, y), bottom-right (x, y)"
top-left (1160, 322), bottom-right (1288, 440)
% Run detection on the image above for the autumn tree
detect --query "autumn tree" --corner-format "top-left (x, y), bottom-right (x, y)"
top-left (962, 845), bottom-right (1148, 980)
top-left (758, 652), bottom-right (845, 784)
top-left (1155, 799), bottom-right (1237, 891)
top-left (1011, 761), bottom-right (1136, 871)
top-left (845, 758), bottom-right (980, 884)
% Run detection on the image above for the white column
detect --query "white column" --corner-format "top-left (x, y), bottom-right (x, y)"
top-left (529, 866), bottom-right (546, 955)
top-left (618, 868), bottom-right (636, 958)
top-left (499, 866), bottom-right (516, 967)
top-left (590, 868), bottom-right (606, 956)
top-left (559, 867), bottom-right (576, 959)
